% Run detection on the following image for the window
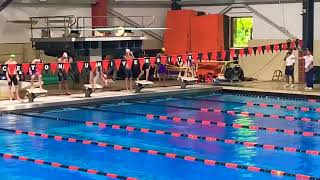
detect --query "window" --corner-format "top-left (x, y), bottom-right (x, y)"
top-left (232, 17), bottom-right (253, 48)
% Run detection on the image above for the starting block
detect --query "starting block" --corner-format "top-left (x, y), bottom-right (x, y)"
top-left (26, 88), bottom-right (48, 102)
top-left (84, 84), bottom-right (103, 97)
top-left (180, 77), bottom-right (198, 89)
top-left (135, 80), bottom-right (154, 93)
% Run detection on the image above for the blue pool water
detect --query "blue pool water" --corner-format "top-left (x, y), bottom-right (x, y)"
top-left (0, 92), bottom-right (320, 179)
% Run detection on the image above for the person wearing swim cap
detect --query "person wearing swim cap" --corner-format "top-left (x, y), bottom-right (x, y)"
top-left (156, 48), bottom-right (167, 86)
top-left (137, 52), bottom-right (151, 82)
top-left (123, 49), bottom-right (134, 91)
top-left (57, 52), bottom-right (71, 95)
top-left (5, 54), bottom-right (22, 101)
top-left (29, 58), bottom-right (44, 90)
top-left (89, 60), bottom-right (108, 89)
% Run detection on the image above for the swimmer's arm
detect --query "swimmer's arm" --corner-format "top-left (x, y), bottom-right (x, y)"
top-left (6, 71), bottom-right (10, 81)
top-left (68, 57), bottom-right (74, 63)
top-left (130, 52), bottom-right (135, 59)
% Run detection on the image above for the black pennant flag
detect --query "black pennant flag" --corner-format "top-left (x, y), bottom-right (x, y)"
top-left (270, 44), bottom-right (274, 53)
top-left (262, 45), bottom-right (266, 54)
top-left (253, 47), bottom-right (258, 55)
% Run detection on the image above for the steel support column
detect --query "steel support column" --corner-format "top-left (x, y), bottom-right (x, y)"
top-left (91, 0), bottom-right (108, 28)
top-left (302, 0), bottom-right (314, 51)
top-left (172, 0), bottom-right (181, 10)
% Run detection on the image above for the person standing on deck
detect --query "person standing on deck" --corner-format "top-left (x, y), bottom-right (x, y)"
top-left (283, 49), bottom-right (296, 88)
top-left (5, 54), bottom-right (22, 101)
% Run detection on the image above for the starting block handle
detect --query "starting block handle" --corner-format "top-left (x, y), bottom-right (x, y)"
top-left (181, 80), bottom-right (187, 89)
top-left (27, 92), bottom-right (36, 102)
top-left (135, 84), bottom-right (143, 93)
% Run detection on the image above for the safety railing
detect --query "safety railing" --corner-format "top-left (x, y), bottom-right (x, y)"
top-left (30, 15), bottom-right (76, 39)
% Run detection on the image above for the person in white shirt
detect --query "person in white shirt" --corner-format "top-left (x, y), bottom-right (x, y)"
top-left (283, 49), bottom-right (295, 88)
top-left (302, 49), bottom-right (314, 90)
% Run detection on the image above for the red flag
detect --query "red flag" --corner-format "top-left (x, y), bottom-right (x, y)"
top-left (22, 63), bottom-right (29, 75)
top-left (63, 62), bottom-right (70, 73)
top-left (257, 46), bottom-right (262, 54)
top-left (161, 56), bottom-right (167, 65)
top-left (290, 41), bottom-right (296, 49)
top-left (182, 54), bottom-right (188, 64)
top-left (221, 50), bottom-right (226, 60)
top-left (239, 49), bottom-right (244, 57)
top-left (171, 55), bottom-right (177, 65)
top-left (266, 45), bottom-right (271, 53)
top-left (8, 64), bottom-right (17, 75)
top-left (36, 63), bottom-right (44, 74)
top-left (211, 51), bottom-right (217, 60)
top-left (230, 49), bottom-right (235, 58)
top-left (282, 43), bottom-right (287, 50)
top-left (138, 58), bottom-right (144, 70)
top-left (90, 61), bottom-right (96, 72)
top-left (192, 53), bottom-right (198, 60)
top-left (202, 52), bottom-right (208, 60)
top-left (274, 44), bottom-right (279, 52)
top-left (126, 59), bottom-right (133, 70)
top-left (102, 60), bottom-right (109, 72)
top-left (115, 59), bottom-right (121, 70)
top-left (299, 40), bottom-right (303, 48)
top-left (150, 57), bottom-right (156, 68)
top-left (161, 56), bottom-right (167, 64)
top-left (77, 61), bottom-right (84, 73)
top-left (50, 63), bottom-right (58, 74)
top-left (248, 47), bottom-right (253, 56)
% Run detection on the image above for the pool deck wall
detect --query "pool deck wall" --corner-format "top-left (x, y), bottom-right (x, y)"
top-left (0, 85), bottom-right (220, 113)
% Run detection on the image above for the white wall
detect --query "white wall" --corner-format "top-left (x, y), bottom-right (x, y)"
top-left (0, 4), bottom-right (91, 43)
top-left (185, 3), bottom-right (320, 40)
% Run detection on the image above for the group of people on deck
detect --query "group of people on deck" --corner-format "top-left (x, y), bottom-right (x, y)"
top-left (5, 52), bottom-right (72, 101)
top-left (283, 48), bottom-right (314, 90)
top-left (4, 47), bottom-right (181, 101)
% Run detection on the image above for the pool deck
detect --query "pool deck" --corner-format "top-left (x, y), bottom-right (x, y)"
top-left (0, 84), bottom-right (219, 112)
top-left (217, 81), bottom-right (320, 98)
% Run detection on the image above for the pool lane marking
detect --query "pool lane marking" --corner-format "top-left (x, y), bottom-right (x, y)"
top-left (7, 113), bottom-right (320, 157)
top-left (0, 152), bottom-right (138, 180)
top-left (176, 97), bottom-right (320, 113)
top-left (211, 92), bottom-right (319, 103)
top-left (134, 102), bottom-right (320, 123)
top-left (1, 128), bottom-right (317, 180)
top-left (74, 108), bottom-right (320, 138)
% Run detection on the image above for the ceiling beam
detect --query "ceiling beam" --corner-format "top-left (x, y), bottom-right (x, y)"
top-left (12, 0), bottom-right (97, 4)
top-left (109, 0), bottom-right (171, 7)
top-left (179, 0), bottom-right (320, 6)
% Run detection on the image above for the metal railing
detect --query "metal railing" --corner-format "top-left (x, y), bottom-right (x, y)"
top-left (29, 14), bottom-right (163, 41)
top-left (76, 15), bottom-right (155, 29)
top-left (30, 15), bottom-right (76, 38)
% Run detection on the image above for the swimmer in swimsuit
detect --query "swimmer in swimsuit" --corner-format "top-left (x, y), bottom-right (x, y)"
top-left (156, 48), bottom-right (167, 86)
top-left (137, 55), bottom-right (151, 81)
top-left (123, 49), bottom-right (134, 91)
top-left (29, 59), bottom-right (44, 90)
top-left (5, 54), bottom-right (22, 101)
top-left (89, 61), bottom-right (108, 89)
top-left (185, 55), bottom-right (197, 78)
top-left (177, 57), bottom-right (187, 80)
top-left (57, 52), bottom-right (71, 95)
